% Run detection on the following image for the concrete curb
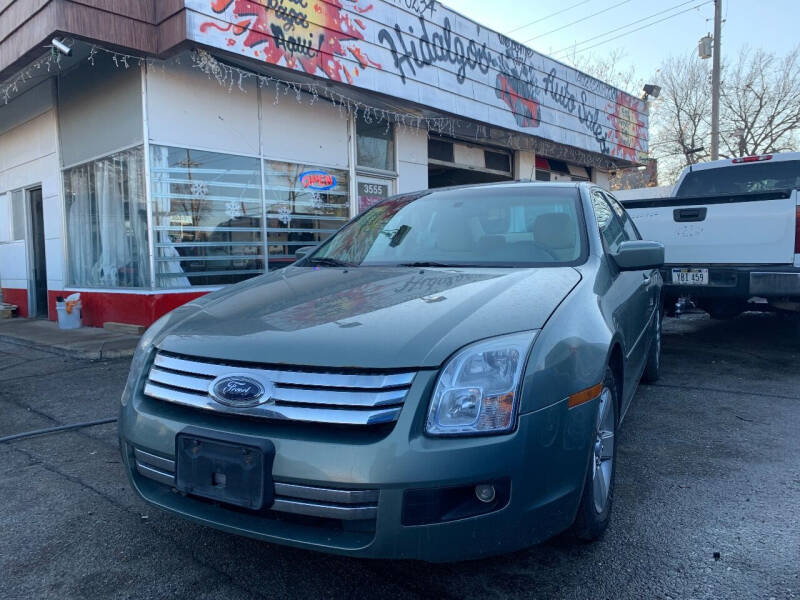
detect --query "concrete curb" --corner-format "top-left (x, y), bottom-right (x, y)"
top-left (0, 333), bottom-right (136, 360)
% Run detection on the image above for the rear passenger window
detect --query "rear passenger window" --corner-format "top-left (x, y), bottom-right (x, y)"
top-left (604, 192), bottom-right (641, 241)
top-left (591, 191), bottom-right (629, 253)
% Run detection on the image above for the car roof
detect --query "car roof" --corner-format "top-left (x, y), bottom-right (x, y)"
top-left (408, 180), bottom-right (590, 196)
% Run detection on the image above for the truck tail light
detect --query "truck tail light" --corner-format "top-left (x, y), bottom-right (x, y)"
top-left (795, 205), bottom-right (800, 254)
top-left (732, 154), bottom-right (773, 163)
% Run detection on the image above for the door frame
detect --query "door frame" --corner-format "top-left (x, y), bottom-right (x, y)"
top-left (22, 184), bottom-right (46, 318)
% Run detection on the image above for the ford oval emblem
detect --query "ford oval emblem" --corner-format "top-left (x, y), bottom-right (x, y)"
top-left (209, 375), bottom-right (272, 408)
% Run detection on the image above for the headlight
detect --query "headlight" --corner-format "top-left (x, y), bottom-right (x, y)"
top-left (120, 314), bottom-right (170, 406)
top-left (425, 331), bottom-right (537, 436)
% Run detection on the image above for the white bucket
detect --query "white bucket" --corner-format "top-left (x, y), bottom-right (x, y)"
top-left (56, 293), bottom-right (82, 329)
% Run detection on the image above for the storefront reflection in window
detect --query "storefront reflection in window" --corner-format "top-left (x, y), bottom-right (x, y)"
top-left (263, 160), bottom-right (350, 270)
top-left (150, 146), bottom-right (263, 287)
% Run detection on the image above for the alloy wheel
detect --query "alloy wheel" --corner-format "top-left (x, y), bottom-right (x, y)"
top-left (593, 387), bottom-right (615, 514)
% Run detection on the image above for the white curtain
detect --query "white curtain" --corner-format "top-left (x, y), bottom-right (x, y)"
top-left (67, 167), bottom-right (93, 286)
top-left (152, 146), bottom-right (189, 287)
top-left (66, 148), bottom-right (150, 288)
top-left (93, 159), bottom-right (127, 286)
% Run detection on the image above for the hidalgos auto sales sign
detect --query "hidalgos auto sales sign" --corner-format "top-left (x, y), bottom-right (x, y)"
top-left (186, 0), bottom-right (648, 162)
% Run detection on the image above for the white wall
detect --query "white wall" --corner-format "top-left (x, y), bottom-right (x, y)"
top-left (146, 61), bottom-right (350, 170)
top-left (146, 61), bottom-right (261, 157)
top-left (259, 89), bottom-right (349, 169)
top-left (0, 94), bottom-right (63, 297)
top-left (593, 170), bottom-right (611, 190)
top-left (515, 150), bottom-right (536, 181)
top-left (59, 60), bottom-right (143, 168)
top-left (396, 126), bottom-right (428, 193)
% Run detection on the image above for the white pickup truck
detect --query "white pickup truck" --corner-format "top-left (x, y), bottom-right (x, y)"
top-left (618, 153), bottom-right (800, 318)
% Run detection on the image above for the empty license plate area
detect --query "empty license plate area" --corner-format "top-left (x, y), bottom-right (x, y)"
top-left (672, 268), bottom-right (709, 285)
top-left (175, 429), bottom-right (275, 510)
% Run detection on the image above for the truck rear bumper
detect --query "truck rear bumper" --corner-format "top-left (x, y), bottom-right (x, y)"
top-left (661, 265), bottom-right (800, 300)
top-left (749, 271), bottom-right (800, 296)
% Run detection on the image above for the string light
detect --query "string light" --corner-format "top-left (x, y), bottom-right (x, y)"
top-left (0, 42), bottom-right (624, 170)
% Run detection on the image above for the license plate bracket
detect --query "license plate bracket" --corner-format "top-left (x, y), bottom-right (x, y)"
top-left (671, 267), bottom-right (709, 285)
top-left (175, 428), bottom-right (275, 510)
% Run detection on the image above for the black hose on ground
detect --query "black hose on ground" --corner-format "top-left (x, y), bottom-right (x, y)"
top-left (0, 417), bottom-right (118, 444)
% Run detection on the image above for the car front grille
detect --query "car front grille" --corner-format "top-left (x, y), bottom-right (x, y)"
top-left (133, 447), bottom-right (379, 521)
top-left (143, 350), bottom-right (416, 426)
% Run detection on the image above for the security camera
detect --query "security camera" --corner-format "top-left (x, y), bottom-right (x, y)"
top-left (51, 38), bottom-right (72, 56)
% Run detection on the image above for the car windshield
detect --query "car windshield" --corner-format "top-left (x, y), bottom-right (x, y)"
top-left (676, 160), bottom-right (800, 197)
top-left (309, 186), bottom-right (585, 267)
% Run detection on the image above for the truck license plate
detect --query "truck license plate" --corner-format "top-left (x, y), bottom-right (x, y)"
top-left (672, 268), bottom-right (708, 285)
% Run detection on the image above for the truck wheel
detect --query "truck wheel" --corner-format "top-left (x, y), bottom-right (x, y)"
top-left (571, 366), bottom-right (618, 542)
top-left (641, 306), bottom-right (661, 383)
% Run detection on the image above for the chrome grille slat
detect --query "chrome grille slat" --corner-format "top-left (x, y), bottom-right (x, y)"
top-left (271, 498), bottom-right (377, 521)
top-left (272, 387), bottom-right (406, 408)
top-left (135, 461), bottom-right (175, 486)
top-left (144, 382), bottom-right (403, 425)
top-left (153, 353), bottom-right (415, 389)
top-left (134, 448), bottom-right (176, 472)
top-left (132, 446), bottom-right (378, 521)
top-left (148, 367), bottom-right (211, 392)
top-left (145, 351), bottom-right (415, 426)
top-left (273, 483), bottom-right (379, 504)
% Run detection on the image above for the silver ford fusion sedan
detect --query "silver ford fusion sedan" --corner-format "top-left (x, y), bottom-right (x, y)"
top-left (119, 182), bottom-right (663, 562)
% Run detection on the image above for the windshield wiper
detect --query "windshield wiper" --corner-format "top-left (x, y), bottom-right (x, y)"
top-left (307, 256), bottom-right (357, 268)
top-left (397, 261), bottom-right (460, 268)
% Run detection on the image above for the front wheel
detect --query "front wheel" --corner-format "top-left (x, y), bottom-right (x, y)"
top-left (571, 367), bottom-right (618, 541)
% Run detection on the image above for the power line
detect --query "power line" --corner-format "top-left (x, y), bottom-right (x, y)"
top-left (553, 0), bottom-right (701, 57)
top-left (506, 1), bottom-right (593, 35)
top-left (521, 0), bottom-right (633, 44)
top-left (564, 1), bottom-right (712, 57)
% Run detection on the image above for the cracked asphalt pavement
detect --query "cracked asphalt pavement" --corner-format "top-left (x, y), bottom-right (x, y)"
top-left (1, 313), bottom-right (798, 599)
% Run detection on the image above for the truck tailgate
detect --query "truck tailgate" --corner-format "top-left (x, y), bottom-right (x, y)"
top-left (625, 191), bottom-right (797, 264)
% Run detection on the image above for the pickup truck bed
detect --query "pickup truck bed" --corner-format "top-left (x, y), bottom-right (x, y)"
top-left (619, 154), bottom-right (800, 316)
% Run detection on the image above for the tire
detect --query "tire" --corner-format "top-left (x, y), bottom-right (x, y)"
top-left (571, 367), bottom-right (619, 542)
top-left (641, 305), bottom-right (661, 384)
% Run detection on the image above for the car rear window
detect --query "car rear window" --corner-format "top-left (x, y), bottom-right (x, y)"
top-left (676, 160), bottom-right (800, 197)
top-left (311, 186), bottom-right (587, 267)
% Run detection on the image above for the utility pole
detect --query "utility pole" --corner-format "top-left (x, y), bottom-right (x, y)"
top-left (710, 0), bottom-right (722, 160)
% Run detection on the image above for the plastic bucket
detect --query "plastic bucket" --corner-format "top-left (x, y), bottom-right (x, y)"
top-left (56, 294), bottom-right (82, 329)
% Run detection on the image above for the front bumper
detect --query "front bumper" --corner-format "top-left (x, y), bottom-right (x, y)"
top-left (660, 265), bottom-right (800, 300)
top-left (119, 370), bottom-right (595, 562)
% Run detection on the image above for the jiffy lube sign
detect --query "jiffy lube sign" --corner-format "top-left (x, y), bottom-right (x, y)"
top-left (186, 0), bottom-right (648, 161)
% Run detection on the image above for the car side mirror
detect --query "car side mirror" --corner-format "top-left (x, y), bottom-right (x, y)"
top-left (611, 240), bottom-right (665, 271)
top-left (295, 246), bottom-right (316, 261)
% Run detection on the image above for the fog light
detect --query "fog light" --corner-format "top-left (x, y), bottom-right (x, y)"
top-left (474, 483), bottom-right (496, 503)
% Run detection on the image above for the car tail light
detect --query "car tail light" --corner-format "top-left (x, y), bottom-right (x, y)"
top-left (732, 154), bottom-right (773, 163)
top-left (795, 205), bottom-right (800, 254)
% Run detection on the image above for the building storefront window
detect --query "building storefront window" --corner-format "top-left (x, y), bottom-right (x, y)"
top-left (64, 146), bottom-right (149, 287)
top-left (263, 160), bottom-right (349, 269)
top-left (150, 146), bottom-right (263, 287)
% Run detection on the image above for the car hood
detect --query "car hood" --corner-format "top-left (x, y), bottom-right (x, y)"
top-left (157, 266), bottom-right (581, 369)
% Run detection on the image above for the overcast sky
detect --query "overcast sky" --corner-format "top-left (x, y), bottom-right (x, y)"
top-left (447, 0), bottom-right (798, 85)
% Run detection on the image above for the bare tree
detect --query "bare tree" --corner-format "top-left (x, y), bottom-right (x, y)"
top-left (720, 46), bottom-right (800, 158)
top-left (648, 53), bottom-right (712, 183)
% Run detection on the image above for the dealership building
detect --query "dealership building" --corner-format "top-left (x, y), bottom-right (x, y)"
top-left (0, 0), bottom-right (649, 327)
